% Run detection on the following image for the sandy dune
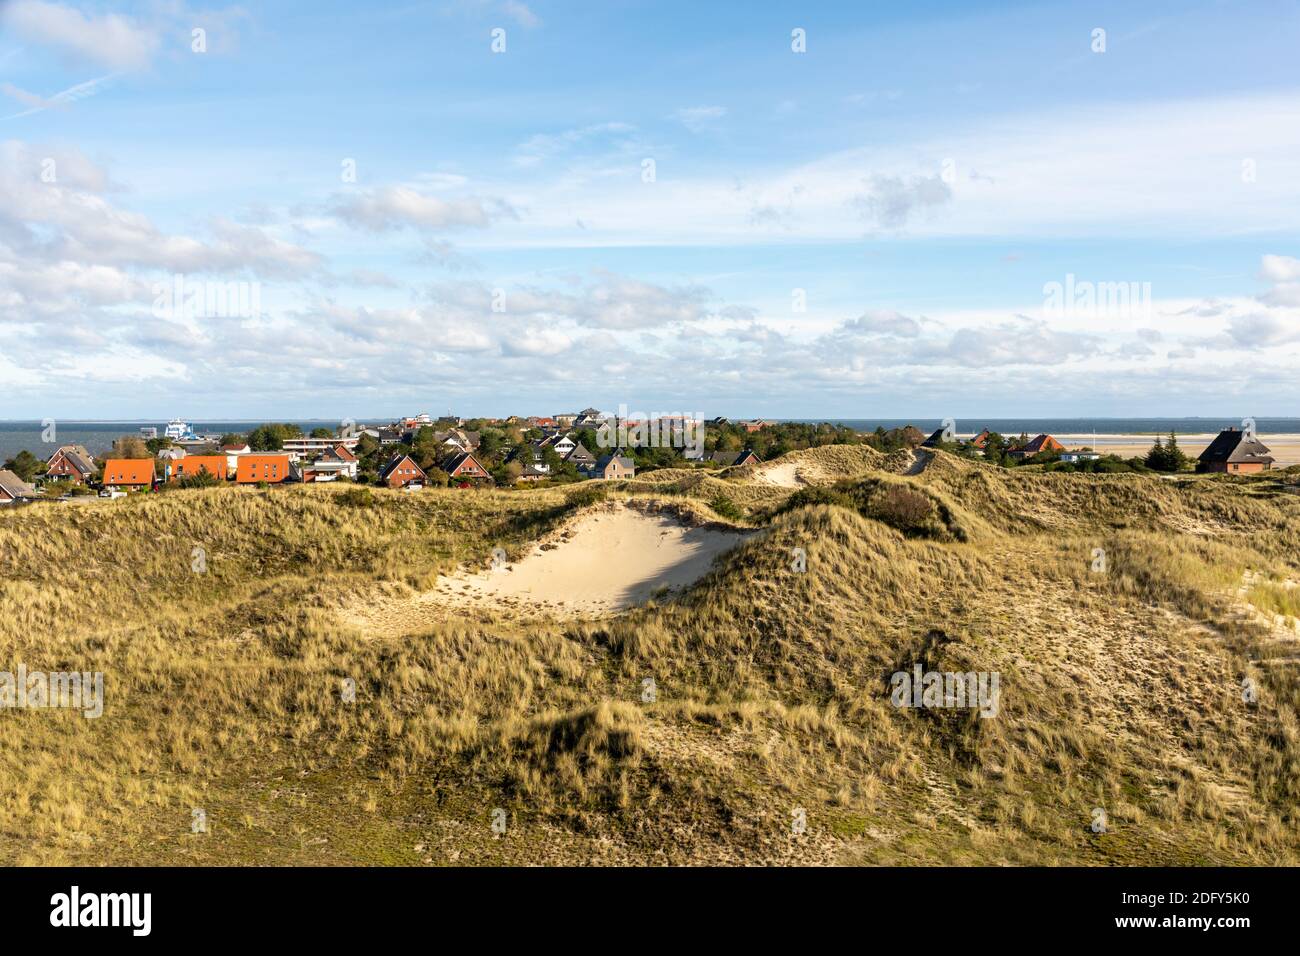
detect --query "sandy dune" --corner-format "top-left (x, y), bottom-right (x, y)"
top-left (432, 505), bottom-right (754, 617)
top-left (752, 461), bottom-right (807, 488)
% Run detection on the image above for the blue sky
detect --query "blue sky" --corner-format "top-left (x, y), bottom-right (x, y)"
top-left (2, 0), bottom-right (1299, 419)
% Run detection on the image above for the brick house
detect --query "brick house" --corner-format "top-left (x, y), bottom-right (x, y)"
top-left (587, 454), bottom-right (635, 480)
top-left (1008, 434), bottom-right (1065, 459)
top-left (236, 454), bottom-right (292, 484)
top-left (102, 458), bottom-right (155, 490)
top-left (709, 449), bottom-right (761, 467)
top-left (171, 455), bottom-right (228, 481)
top-left (44, 445), bottom-right (96, 484)
top-left (1197, 427), bottom-right (1274, 474)
top-left (441, 451), bottom-right (491, 483)
top-left (380, 454), bottom-right (427, 488)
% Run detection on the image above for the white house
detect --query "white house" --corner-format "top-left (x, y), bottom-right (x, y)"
top-left (222, 443), bottom-right (251, 472)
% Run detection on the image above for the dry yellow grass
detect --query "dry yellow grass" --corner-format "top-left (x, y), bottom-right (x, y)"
top-left (0, 458), bottom-right (1297, 865)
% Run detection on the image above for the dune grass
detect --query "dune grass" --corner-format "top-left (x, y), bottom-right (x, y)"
top-left (0, 458), bottom-right (1297, 865)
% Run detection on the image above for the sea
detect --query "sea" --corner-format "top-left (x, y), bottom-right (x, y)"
top-left (785, 417), bottom-right (1300, 438)
top-left (0, 421), bottom-right (343, 463)
top-left (2, 417), bottom-right (1298, 463)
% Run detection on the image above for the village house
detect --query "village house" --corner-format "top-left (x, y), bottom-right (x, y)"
top-left (920, 427), bottom-right (951, 448)
top-left (171, 455), bottom-right (228, 481)
top-left (1060, 450), bottom-right (1102, 465)
top-left (565, 442), bottom-right (596, 468)
top-left (363, 426), bottom-right (407, 446)
top-left (1008, 434), bottom-right (1066, 460)
top-left (1059, 451), bottom-right (1102, 464)
top-left (299, 444), bottom-right (359, 482)
top-left (507, 443), bottom-right (550, 475)
top-left (969, 429), bottom-right (992, 450)
top-left (0, 469), bottom-right (39, 504)
top-left (222, 443), bottom-right (251, 473)
top-left (279, 436), bottom-right (361, 461)
top-left (440, 451), bottom-right (491, 483)
top-left (43, 445), bottom-right (96, 484)
top-left (1197, 427), bottom-right (1274, 474)
top-left (236, 454), bottom-right (292, 484)
top-left (380, 454), bottom-right (427, 489)
top-left (709, 449), bottom-right (762, 467)
top-left (434, 428), bottom-right (480, 453)
top-left (539, 433), bottom-right (577, 457)
top-left (102, 458), bottom-right (155, 491)
top-left (586, 453), bottom-right (635, 480)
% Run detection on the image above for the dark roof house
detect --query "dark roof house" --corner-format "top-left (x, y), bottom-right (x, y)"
top-left (1197, 427), bottom-right (1274, 474)
top-left (709, 449), bottom-right (761, 467)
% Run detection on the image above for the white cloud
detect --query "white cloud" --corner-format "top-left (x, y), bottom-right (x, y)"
top-left (330, 186), bottom-right (510, 232)
top-left (501, 1), bottom-right (540, 29)
top-left (469, 91), bottom-right (1300, 249)
top-left (512, 121), bottom-right (638, 168)
top-left (1260, 254), bottom-right (1300, 282)
top-left (854, 174), bottom-right (952, 229)
top-left (1, 1), bottom-right (158, 71)
top-left (674, 105), bottom-right (726, 132)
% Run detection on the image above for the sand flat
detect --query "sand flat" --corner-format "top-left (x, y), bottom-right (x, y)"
top-left (1049, 433), bottom-right (1300, 467)
top-left (949, 432), bottom-right (1300, 467)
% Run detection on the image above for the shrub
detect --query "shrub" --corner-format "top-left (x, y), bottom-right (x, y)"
top-left (565, 484), bottom-right (609, 509)
top-left (709, 494), bottom-right (744, 521)
top-left (336, 486), bottom-right (375, 508)
top-left (866, 485), bottom-right (934, 534)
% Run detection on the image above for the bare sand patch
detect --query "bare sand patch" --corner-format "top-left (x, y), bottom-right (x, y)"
top-left (753, 461), bottom-right (807, 488)
top-left (433, 504), bottom-right (755, 617)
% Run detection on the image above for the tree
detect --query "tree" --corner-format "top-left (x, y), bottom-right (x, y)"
top-left (310, 427), bottom-right (334, 439)
top-left (109, 436), bottom-right (152, 459)
top-left (354, 433), bottom-right (380, 459)
top-left (477, 428), bottom-right (504, 460)
top-left (1164, 430), bottom-right (1188, 471)
top-left (218, 433), bottom-right (244, 446)
top-left (246, 423), bottom-right (303, 451)
top-left (177, 470), bottom-right (221, 489)
top-left (3, 450), bottom-right (42, 481)
top-left (1145, 432), bottom-right (1187, 472)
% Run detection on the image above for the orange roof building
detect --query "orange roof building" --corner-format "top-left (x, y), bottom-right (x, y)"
top-left (236, 454), bottom-right (292, 484)
top-left (171, 455), bottom-right (228, 481)
top-left (102, 458), bottom-right (155, 489)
